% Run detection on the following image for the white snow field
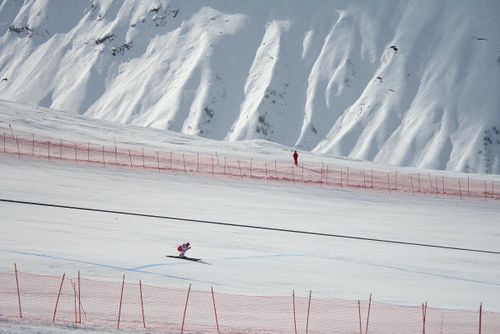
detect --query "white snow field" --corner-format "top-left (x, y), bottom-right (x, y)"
top-left (1, 0), bottom-right (500, 174)
top-left (1, 0), bottom-right (500, 332)
top-left (0, 102), bottom-right (499, 333)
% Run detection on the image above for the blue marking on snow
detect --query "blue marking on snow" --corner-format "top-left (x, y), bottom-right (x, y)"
top-left (220, 253), bottom-right (306, 261)
top-left (130, 263), bottom-right (169, 270)
top-left (218, 252), bottom-right (500, 288)
top-left (330, 255), bottom-right (500, 288)
top-left (0, 249), bottom-right (221, 286)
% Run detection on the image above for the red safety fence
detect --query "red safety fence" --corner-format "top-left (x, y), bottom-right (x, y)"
top-left (1, 267), bottom-right (499, 333)
top-left (1, 127), bottom-right (498, 201)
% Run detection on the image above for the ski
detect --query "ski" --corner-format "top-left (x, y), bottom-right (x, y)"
top-left (166, 255), bottom-right (201, 262)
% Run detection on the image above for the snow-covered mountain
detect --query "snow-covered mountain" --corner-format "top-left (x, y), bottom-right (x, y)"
top-left (0, 0), bottom-right (499, 173)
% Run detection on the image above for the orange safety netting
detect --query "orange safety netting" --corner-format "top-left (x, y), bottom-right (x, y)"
top-left (1, 270), bottom-right (499, 333)
top-left (1, 127), bottom-right (498, 201)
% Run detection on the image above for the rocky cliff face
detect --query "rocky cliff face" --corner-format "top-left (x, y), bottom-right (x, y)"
top-left (1, 0), bottom-right (499, 173)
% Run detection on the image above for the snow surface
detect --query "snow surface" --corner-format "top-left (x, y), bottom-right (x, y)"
top-left (0, 319), bottom-right (133, 334)
top-left (0, 0), bottom-right (499, 173)
top-left (1, 101), bottom-right (499, 326)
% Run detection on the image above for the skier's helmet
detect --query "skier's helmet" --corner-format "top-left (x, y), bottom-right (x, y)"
top-left (186, 242), bottom-right (190, 246)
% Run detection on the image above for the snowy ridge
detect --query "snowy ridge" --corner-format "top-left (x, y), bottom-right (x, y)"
top-left (0, 0), bottom-right (499, 173)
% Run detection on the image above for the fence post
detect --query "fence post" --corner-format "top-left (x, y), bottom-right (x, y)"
top-left (265, 163), bottom-right (269, 183)
top-left (493, 179), bottom-right (496, 199)
top-left (183, 154), bottom-right (187, 174)
top-left (181, 284), bottom-right (192, 334)
top-left (15, 136), bottom-right (20, 158)
top-left (326, 165), bottom-right (329, 186)
top-left (14, 263), bottom-right (22, 318)
top-left (156, 152), bottom-right (160, 172)
top-left (491, 179), bottom-right (494, 200)
top-left (142, 148), bottom-right (145, 168)
top-left (340, 168), bottom-right (343, 190)
top-left (250, 158), bottom-right (253, 178)
top-left (59, 139), bottom-right (62, 159)
top-left (78, 270), bottom-right (81, 323)
top-left (1, 131), bottom-right (7, 152)
top-left (102, 146), bottom-right (106, 167)
top-left (292, 290), bottom-right (298, 334)
top-left (72, 278), bottom-right (86, 325)
top-left (211, 156), bottom-right (214, 176)
top-left (87, 143), bottom-right (90, 162)
top-left (358, 300), bottom-right (362, 334)
top-left (139, 280), bottom-right (146, 328)
top-left (128, 150), bottom-right (133, 170)
top-left (417, 173), bottom-right (421, 192)
top-left (114, 139), bottom-right (117, 164)
top-left (320, 164), bottom-right (323, 188)
top-left (435, 176), bottom-right (438, 197)
top-left (458, 179), bottom-right (462, 200)
top-left (73, 281), bottom-right (77, 324)
top-left (410, 176), bottom-right (415, 195)
top-left (347, 167), bottom-right (350, 187)
top-left (484, 181), bottom-right (487, 200)
top-left (75, 143), bottom-right (78, 165)
top-left (363, 171), bottom-right (367, 191)
top-left (395, 171), bottom-right (398, 192)
top-left (365, 293), bottom-right (372, 334)
top-left (275, 160), bottom-right (278, 179)
top-left (479, 302), bottom-right (482, 334)
top-left (238, 160), bottom-right (243, 180)
top-left (305, 290), bottom-right (312, 334)
top-left (422, 302), bottom-right (427, 334)
top-left (211, 287), bottom-right (220, 334)
top-left (48, 141), bottom-right (51, 160)
top-left (468, 176), bottom-right (470, 197)
top-left (321, 162), bottom-right (325, 186)
top-left (117, 275), bottom-right (125, 329)
top-left (52, 273), bottom-right (66, 323)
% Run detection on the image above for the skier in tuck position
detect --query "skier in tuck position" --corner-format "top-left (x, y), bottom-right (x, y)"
top-left (177, 242), bottom-right (191, 257)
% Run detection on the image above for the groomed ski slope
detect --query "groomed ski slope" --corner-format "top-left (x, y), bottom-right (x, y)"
top-left (0, 102), bottom-right (499, 334)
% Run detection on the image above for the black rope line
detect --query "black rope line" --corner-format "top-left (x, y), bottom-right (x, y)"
top-left (1, 198), bottom-right (499, 255)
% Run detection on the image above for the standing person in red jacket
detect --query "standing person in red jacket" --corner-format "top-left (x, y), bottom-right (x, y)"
top-left (293, 150), bottom-right (299, 166)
